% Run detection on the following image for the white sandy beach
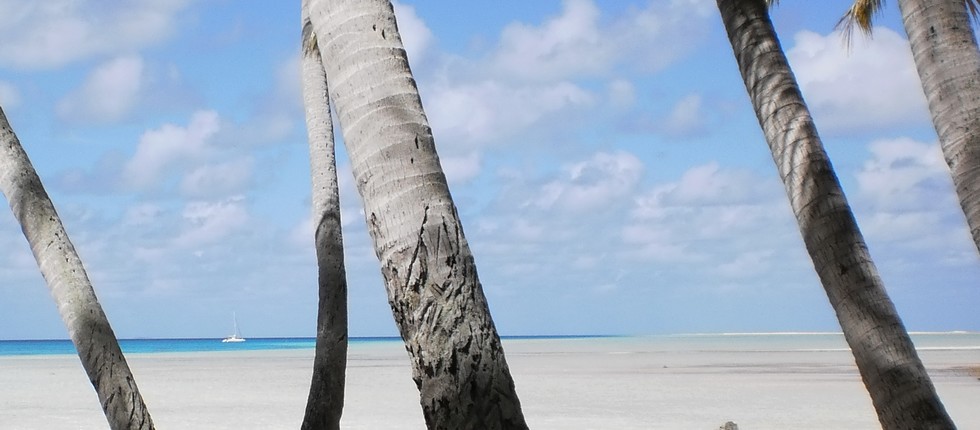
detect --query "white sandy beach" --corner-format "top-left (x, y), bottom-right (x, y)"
top-left (1, 337), bottom-right (978, 429)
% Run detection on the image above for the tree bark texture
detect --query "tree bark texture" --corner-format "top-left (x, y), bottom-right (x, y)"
top-left (717, 1), bottom-right (955, 429)
top-left (0, 106), bottom-right (155, 430)
top-left (899, 0), bottom-right (980, 255)
top-left (299, 8), bottom-right (349, 430)
top-left (303, 1), bottom-right (528, 429)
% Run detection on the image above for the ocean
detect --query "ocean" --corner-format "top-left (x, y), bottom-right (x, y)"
top-left (1, 332), bottom-right (977, 357)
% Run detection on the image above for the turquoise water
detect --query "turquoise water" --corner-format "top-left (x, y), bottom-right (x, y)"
top-left (0, 335), bottom-right (602, 356)
top-left (0, 332), bottom-right (976, 357)
top-left (0, 337), bottom-right (365, 356)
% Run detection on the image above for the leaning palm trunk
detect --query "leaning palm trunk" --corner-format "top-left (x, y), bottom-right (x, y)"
top-left (299, 8), bottom-right (349, 430)
top-left (303, 0), bottom-right (528, 428)
top-left (898, 0), bottom-right (980, 255)
top-left (717, 1), bottom-right (955, 429)
top-left (0, 106), bottom-right (155, 430)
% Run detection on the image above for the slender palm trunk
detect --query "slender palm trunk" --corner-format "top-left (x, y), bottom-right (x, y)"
top-left (303, 1), bottom-right (528, 428)
top-left (299, 8), bottom-right (349, 430)
top-left (0, 106), bottom-right (155, 430)
top-left (898, 0), bottom-right (980, 255)
top-left (717, 1), bottom-right (955, 429)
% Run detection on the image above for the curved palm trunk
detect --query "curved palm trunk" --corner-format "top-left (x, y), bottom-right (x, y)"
top-left (898, 0), bottom-right (980, 255)
top-left (299, 8), bottom-right (349, 430)
top-left (0, 106), bottom-right (155, 430)
top-left (717, 1), bottom-right (955, 429)
top-left (303, 1), bottom-right (528, 428)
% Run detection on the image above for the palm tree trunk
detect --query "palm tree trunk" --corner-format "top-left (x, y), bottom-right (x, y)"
top-left (0, 106), bottom-right (155, 430)
top-left (303, 1), bottom-right (528, 428)
top-left (717, 1), bottom-right (955, 429)
top-left (898, 0), bottom-right (980, 255)
top-left (299, 8), bottom-right (349, 430)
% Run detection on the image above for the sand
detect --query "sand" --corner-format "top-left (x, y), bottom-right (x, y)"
top-left (1, 338), bottom-right (978, 429)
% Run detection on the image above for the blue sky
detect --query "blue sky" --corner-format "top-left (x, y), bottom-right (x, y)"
top-left (0, 0), bottom-right (977, 340)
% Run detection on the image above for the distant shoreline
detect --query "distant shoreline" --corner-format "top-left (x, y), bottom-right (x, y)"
top-left (3, 330), bottom-right (977, 343)
top-left (2, 331), bottom-right (978, 357)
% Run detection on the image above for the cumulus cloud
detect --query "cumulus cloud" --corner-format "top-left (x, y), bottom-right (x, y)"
top-left (787, 28), bottom-right (929, 134)
top-left (392, 1), bottom-right (434, 64)
top-left (0, 81), bottom-right (19, 108)
top-left (441, 152), bottom-right (483, 185)
top-left (490, 0), bottom-right (713, 81)
top-left (849, 138), bottom-right (975, 260)
top-left (173, 196), bottom-right (249, 248)
top-left (533, 151), bottom-right (644, 212)
top-left (660, 94), bottom-right (708, 137)
top-left (123, 110), bottom-right (221, 189)
top-left (425, 80), bottom-right (593, 148)
top-left (413, 0), bottom-right (713, 149)
top-left (856, 138), bottom-right (950, 210)
top-left (57, 56), bottom-right (144, 123)
top-left (0, 0), bottom-right (191, 69)
top-left (606, 79), bottom-right (636, 110)
top-left (179, 157), bottom-right (254, 198)
top-left (626, 162), bottom-right (793, 262)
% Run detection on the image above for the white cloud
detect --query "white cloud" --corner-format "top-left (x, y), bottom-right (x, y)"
top-left (0, 0), bottom-right (191, 69)
top-left (441, 152), bottom-right (482, 185)
top-left (634, 163), bottom-right (768, 212)
top-left (607, 79), bottom-right (635, 109)
top-left (851, 138), bottom-right (973, 254)
top-left (121, 203), bottom-right (164, 227)
top-left (413, 0), bottom-right (712, 149)
top-left (492, 0), bottom-right (608, 81)
top-left (717, 250), bottom-right (773, 279)
top-left (57, 56), bottom-right (144, 123)
top-left (532, 151), bottom-right (643, 212)
top-left (0, 81), bottom-right (19, 108)
top-left (173, 196), bottom-right (249, 248)
top-left (626, 163), bottom-right (794, 263)
top-left (392, 1), bottom-right (434, 64)
top-left (787, 28), bottom-right (929, 133)
top-left (856, 138), bottom-right (950, 210)
top-left (425, 80), bottom-right (593, 148)
top-left (123, 110), bottom-right (221, 189)
top-left (179, 157), bottom-right (254, 198)
top-left (490, 0), bottom-right (713, 81)
top-left (661, 93), bottom-right (707, 137)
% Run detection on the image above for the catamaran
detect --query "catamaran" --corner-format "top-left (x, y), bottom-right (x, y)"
top-left (222, 313), bottom-right (246, 343)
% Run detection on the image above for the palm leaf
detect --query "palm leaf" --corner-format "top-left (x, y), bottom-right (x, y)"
top-left (836, 0), bottom-right (883, 46)
top-left (837, 0), bottom-right (980, 46)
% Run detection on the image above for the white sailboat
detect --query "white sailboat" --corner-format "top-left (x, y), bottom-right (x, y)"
top-left (221, 313), bottom-right (246, 343)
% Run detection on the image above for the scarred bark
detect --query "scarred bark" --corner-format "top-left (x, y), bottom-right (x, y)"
top-left (899, 0), bottom-right (980, 255)
top-left (303, 1), bottom-right (528, 428)
top-left (299, 8), bottom-right (349, 430)
top-left (0, 106), bottom-right (155, 430)
top-left (717, 1), bottom-right (955, 429)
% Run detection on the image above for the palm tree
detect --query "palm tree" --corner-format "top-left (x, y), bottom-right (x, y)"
top-left (302, 1), bottom-right (528, 429)
top-left (717, 1), bottom-right (955, 428)
top-left (0, 106), bottom-right (155, 430)
top-left (299, 6), bottom-right (349, 430)
top-left (841, 0), bottom-right (980, 255)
